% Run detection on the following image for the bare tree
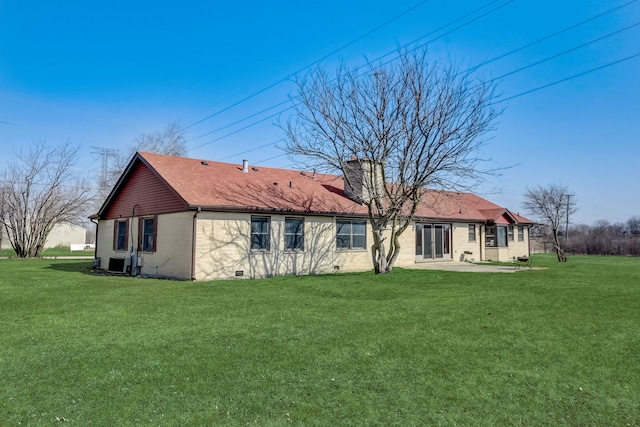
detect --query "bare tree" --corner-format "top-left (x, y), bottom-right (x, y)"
top-left (282, 49), bottom-right (500, 274)
top-left (566, 217), bottom-right (640, 256)
top-left (133, 122), bottom-right (187, 157)
top-left (627, 216), bottom-right (640, 237)
top-left (0, 142), bottom-right (94, 257)
top-left (523, 184), bottom-right (576, 262)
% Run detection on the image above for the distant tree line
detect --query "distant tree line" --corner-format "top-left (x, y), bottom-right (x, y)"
top-left (533, 216), bottom-right (640, 257)
top-left (565, 217), bottom-right (640, 256)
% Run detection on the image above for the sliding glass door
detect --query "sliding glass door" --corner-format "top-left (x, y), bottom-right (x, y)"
top-left (415, 224), bottom-right (451, 260)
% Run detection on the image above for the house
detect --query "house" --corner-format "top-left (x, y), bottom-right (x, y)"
top-left (92, 152), bottom-right (533, 280)
top-left (1, 222), bottom-right (87, 250)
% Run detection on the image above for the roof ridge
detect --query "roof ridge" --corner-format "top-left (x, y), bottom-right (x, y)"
top-left (138, 151), bottom-right (342, 178)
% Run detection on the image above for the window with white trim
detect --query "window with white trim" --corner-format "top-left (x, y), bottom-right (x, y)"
top-left (518, 226), bottom-right (524, 241)
top-left (336, 219), bottom-right (366, 249)
top-left (114, 220), bottom-right (128, 251)
top-left (251, 216), bottom-right (270, 251)
top-left (139, 217), bottom-right (157, 252)
top-left (468, 224), bottom-right (476, 242)
top-left (285, 217), bottom-right (304, 251)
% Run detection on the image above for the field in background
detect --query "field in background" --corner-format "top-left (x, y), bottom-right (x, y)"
top-left (1, 254), bottom-right (639, 425)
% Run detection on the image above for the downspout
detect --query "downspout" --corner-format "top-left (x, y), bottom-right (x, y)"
top-left (479, 224), bottom-right (484, 262)
top-left (90, 217), bottom-right (99, 268)
top-left (191, 207), bottom-right (201, 281)
top-left (130, 204), bottom-right (139, 276)
top-left (130, 204), bottom-right (138, 251)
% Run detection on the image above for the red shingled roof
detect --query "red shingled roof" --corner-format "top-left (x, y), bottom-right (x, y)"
top-left (99, 152), bottom-right (533, 224)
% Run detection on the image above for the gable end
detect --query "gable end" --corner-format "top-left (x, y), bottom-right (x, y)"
top-left (102, 160), bottom-right (187, 219)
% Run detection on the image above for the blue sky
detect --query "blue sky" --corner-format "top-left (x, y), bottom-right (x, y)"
top-left (1, 0), bottom-right (639, 225)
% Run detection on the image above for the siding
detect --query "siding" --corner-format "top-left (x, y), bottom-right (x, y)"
top-left (104, 161), bottom-right (187, 219)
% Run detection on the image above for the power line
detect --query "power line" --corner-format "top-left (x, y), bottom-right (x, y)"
top-left (181, 0), bottom-right (433, 131)
top-left (0, 179), bottom-right (98, 191)
top-left (193, 0), bottom-right (637, 150)
top-left (196, 2), bottom-right (640, 165)
top-left (358, 0), bottom-right (515, 72)
top-left (188, 0), bottom-right (515, 151)
top-left (466, 0), bottom-right (639, 73)
top-left (498, 51), bottom-right (640, 102)
top-left (249, 52), bottom-right (640, 167)
top-left (219, 139), bottom-right (284, 161)
top-left (186, 98), bottom-right (291, 143)
top-left (485, 21), bottom-right (640, 85)
top-left (190, 107), bottom-right (291, 151)
top-left (253, 153), bottom-right (288, 165)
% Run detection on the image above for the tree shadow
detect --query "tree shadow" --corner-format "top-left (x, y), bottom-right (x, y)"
top-left (196, 213), bottom-right (338, 280)
top-left (46, 261), bottom-right (95, 275)
top-left (194, 178), bottom-right (365, 280)
top-left (219, 175), bottom-right (363, 215)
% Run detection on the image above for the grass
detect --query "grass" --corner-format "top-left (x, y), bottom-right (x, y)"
top-left (1, 254), bottom-right (639, 425)
top-left (0, 247), bottom-right (94, 258)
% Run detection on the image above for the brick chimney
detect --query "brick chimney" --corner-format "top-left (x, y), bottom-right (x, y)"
top-left (343, 158), bottom-right (384, 203)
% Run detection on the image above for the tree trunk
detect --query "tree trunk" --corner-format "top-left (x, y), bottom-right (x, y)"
top-left (552, 229), bottom-right (567, 262)
top-left (371, 232), bottom-right (391, 274)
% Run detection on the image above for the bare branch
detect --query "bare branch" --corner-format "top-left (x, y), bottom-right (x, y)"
top-left (280, 48), bottom-right (500, 273)
top-left (523, 184), bottom-right (577, 262)
top-left (0, 141), bottom-right (95, 257)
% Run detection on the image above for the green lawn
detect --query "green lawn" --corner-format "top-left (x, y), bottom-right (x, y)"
top-left (1, 255), bottom-right (639, 426)
top-left (0, 247), bottom-right (95, 258)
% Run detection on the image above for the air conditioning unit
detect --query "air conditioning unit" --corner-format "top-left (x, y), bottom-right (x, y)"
top-left (108, 257), bottom-right (126, 273)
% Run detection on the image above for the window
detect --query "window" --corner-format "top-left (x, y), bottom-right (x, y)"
top-left (336, 219), bottom-right (366, 249)
top-left (507, 225), bottom-right (514, 241)
top-left (139, 217), bottom-right (157, 252)
top-left (251, 216), bottom-right (270, 251)
top-left (486, 225), bottom-right (508, 247)
top-left (518, 226), bottom-right (524, 241)
top-left (114, 220), bottom-right (128, 251)
top-left (497, 226), bottom-right (508, 247)
top-left (285, 218), bottom-right (304, 251)
top-left (468, 224), bottom-right (476, 242)
top-left (486, 225), bottom-right (496, 247)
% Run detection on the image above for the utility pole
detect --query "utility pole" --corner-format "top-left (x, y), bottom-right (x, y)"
top-left (91, 147), bottom-right (119, 198)
top-left (565, 194), bottom-right (574, 247)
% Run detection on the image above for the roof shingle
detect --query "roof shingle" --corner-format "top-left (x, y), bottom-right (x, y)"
top-left (102, 151), bottom-right (533, 224)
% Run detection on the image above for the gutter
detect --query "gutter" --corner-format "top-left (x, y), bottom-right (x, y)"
top-left (187, 204), bottom-right (370, 219)
top-left (191, 207), bottom-right (201, 281)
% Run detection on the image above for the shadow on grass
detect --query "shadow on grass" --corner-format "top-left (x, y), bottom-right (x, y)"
top-left (46, 261), bottom-right (95, 275)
